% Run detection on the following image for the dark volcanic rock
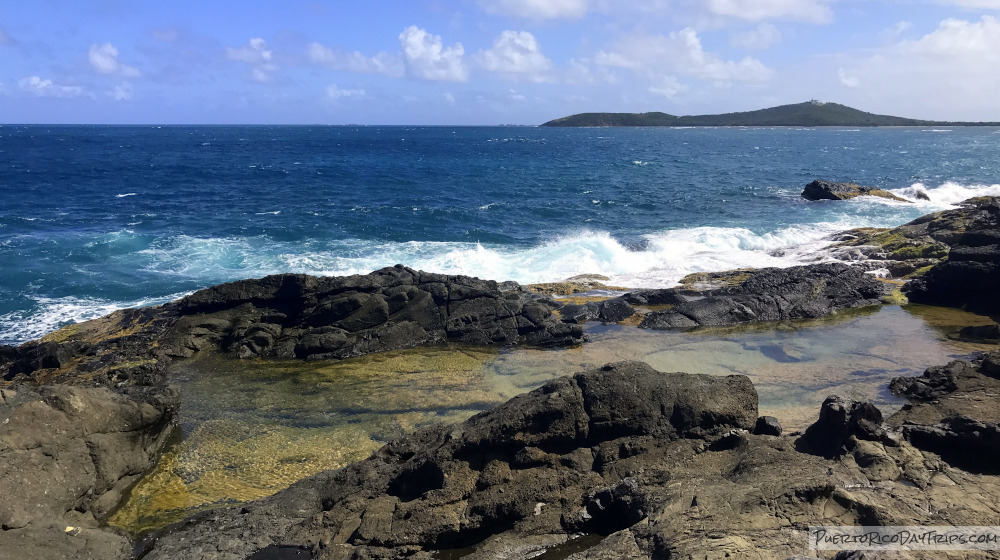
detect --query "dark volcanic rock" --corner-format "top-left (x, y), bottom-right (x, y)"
top-left (903, 417), bottom-right (1000, 474)
top-left (905, 197), bottom-right (1000, 313)
top-left (754, 415), bottom-right (782, 436)
top-left (798, 396), bottom-right (885, 457)
top-left (639, 263), bottom-right (886, 330)
top-left (802, 180), bottom-right (909, 202)
top-left (0, 266), bottom-right (583, 560)
top-left (139, 361), bottom-right (758, 559)
top-left (162, 265), bottom-right (583, 360)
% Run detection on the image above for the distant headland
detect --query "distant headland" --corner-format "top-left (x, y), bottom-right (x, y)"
top-left (540, 100), bottom-right (1000, 127)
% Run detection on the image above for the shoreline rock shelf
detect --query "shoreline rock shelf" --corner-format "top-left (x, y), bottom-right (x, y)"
top-left (2, 197), bottom-right (1000, 559)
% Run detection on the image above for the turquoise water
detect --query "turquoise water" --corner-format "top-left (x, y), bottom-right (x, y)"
top-left (3, 125), bottom-right (1000, 344)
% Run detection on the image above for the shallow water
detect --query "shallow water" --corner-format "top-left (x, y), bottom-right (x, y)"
top-left (109, 304), bottom-right (997, 535)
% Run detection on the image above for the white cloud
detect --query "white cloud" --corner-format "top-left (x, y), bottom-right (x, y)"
top-left (932, 0), bottom-right (1000, 8)
top-left (113, 82), bottom-right (134, 100)
top-left (226, 38), bottom-right (278, 82)
top-left (444, 91), bottom-right (456, 104)
top-left (475, 30), bottom-right (552, 81)
top-left (896, 16), bottom-right (1000, 55)
top-left (566, 57), bottom-right (618, 85)
top-left (89, 43), bottom-right (141, 77)
top-left (0, 29), bottom-right (12, 45)
top-left (813, 16), bottom-right (1000, 120)
top-left (707, 0), bottom-right (832, 23)
top-left (596, 28), bottom-right (773, 83)
top-left (307, 43), bottom-right (404, 77)
top-left (19, 76), bottom-right (86, 98)
top-left (649, 76), bottom-right (687, 98)
top-left (838, 67), bottom-right (859, 87)
top-left (399, 26), bottom-right (468, 82)
top-left (326, 84), bottom-right (366, 100)
top-left (731, 23), bottom-right (782, 49)
top-left (478, 0), bottom-right (589, 19)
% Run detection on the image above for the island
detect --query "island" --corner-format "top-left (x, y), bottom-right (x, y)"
top-left (541, 100), bottom-right (1000, 127)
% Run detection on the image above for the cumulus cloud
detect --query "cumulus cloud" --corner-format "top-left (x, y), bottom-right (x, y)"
top-left (478, 0), bottom-right (589, 19)
top-left (19, 76), bottom-right (86, 98)
top-left (399, 26), bottom-right (468, 82)
top-left (707, 0), bottom-right (832, 23)
top-left (326, 84), bottom-right (366, 100)
top-left (596, 28), bottom-right (773, 83)
top-left (649, 75), bottom-right (687, 98)
top-left (820, 16), bottom-right (1000, 120)
top-left (226, 38), bottom-right (278, 82)
top-left (89, 43), bottom-right (141, 77)
top-left (731, 23), bottom-right (782, 49)
top-left (307, 43), bottom-right (404, 77)
top-left (475, 30), bottom-right (552, 80)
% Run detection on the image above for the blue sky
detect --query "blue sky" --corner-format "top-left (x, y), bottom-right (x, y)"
top-left (3, 0), bottom-right (1000, 124)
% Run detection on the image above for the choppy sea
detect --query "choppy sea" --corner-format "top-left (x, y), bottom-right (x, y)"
top-left (3, 124), bottom-right (1000, 345)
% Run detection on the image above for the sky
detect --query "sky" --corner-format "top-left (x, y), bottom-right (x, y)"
top-left (2, 0), bottom-right (1000, 124)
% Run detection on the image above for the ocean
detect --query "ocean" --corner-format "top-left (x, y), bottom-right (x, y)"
top-left (3, 124), bottom-right (1000, 346)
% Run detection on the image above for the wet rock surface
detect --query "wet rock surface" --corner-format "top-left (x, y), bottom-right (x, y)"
top-left (638, 263), bottom-right (887, 330)
top-left (135, 351), bottom-right (1000, 559)
top-left (801, 179), bottom-right (910, 203)
top-left (824, 196), bottom-right (994, 279)
top-left (905, 197), bottom-right (1000, 313)
top-left (0, 267), bottom-right (583, 559)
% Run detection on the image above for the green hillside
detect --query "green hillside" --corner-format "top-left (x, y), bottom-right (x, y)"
top-left (541, 101), bottom-right (998, 127)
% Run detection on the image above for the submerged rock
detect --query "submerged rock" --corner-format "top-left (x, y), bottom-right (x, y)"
top-left (138, 361), bottom-right (759, 559)
top-left (638, 263), bottom-right (886, 330)
top-left (802, 179), bottom-right (910, 202)
top-left (0, 266), bottom-right (583, 560)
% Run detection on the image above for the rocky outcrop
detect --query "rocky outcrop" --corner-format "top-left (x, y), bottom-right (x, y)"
top-left (905, 197), bottom-right (1000, 313)
top-left (137, 351), bottom-right (1000, 560)
top-left (161, 265), bottom-right (583, 360)
top-left (638, 263), bottom-right (887, 329)
top-left (0, 267), bottom-right (584, 559)
top-left (827, 196), bottom-right (995, 278)
top-left (0, 385), bottom-right (177, 560)
top-left (802, 180), bottom-right (910, 202)
top-left (138, 362), bottom-right (759, 559)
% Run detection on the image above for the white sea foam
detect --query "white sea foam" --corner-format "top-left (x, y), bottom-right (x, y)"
top-left (116, 192), bottom-right (137, 198)
top-left (0, 293), bottom-right (186, 345)
top-left (889, 181), bottom-right (1000, 207)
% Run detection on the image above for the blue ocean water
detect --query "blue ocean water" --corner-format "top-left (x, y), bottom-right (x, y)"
top-left (2, 124), bottom-right (1000, 345)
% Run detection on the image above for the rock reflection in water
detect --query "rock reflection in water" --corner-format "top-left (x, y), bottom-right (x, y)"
top-left (109, 304), bottom-right (996, 536)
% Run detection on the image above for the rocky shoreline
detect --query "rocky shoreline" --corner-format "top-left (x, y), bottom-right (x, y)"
top-left (1, 197), bottom-right (999, 559)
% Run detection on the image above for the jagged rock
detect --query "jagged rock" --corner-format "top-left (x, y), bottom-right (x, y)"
top-left (798, 396), bottom-right (885, 457)
top-left (903, 417), bottom-right (1000, 474)
top-left (905, 197), bottom-right (1000, 312)
top-left (163, 266), bottom-right (583, 360)
top-left (802, 180), bottom-right (910, 202)
top-left (754, 415), bottom-right (782, 436)
top-left (137, 361), bottom-right (758, 559)
top-left (639, 263), bottom-right (886, 330)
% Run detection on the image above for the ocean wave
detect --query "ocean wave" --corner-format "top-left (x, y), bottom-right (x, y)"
top-left (0, 293), bottom-right (186, 345)
top-left (889, 181), bottom-right (1000, 206)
